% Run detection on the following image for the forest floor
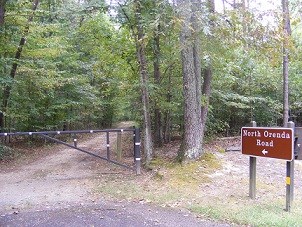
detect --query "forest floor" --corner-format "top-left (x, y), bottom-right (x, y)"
top-left (1, 124), bottom-right (302, 226)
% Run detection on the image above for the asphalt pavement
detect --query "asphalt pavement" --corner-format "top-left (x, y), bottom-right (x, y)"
top-left (0, 200), bottom-right (232, 227)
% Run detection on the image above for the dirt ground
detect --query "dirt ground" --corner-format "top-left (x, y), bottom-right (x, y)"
top-left (0, 130), bottom-right (234, 227)
top-left (204, 137), bottom-right (302, 202)
top-left (0, 131), bottom-right (133, 212)
top-left (1, 130), bottom-right (302, 226)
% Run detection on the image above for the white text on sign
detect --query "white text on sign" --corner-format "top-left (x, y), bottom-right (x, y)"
top-left (242, 130), bottom-right (291, 139)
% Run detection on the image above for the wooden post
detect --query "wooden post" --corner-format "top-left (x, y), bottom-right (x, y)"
top-left (249, 121), bottom-right (257, 199)
top-left (286, 121), bottom-right (295, 212)
top-left (116, 130), bottom-right (122, 161)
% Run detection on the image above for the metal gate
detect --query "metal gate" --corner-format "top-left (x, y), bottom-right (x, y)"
top-left (0, 128), bottom-right (141, 174)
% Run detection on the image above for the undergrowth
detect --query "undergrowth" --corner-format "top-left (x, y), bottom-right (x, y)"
top-left (0, 144), bottom-right (16, 161)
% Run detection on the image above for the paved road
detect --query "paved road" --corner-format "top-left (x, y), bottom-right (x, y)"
top-left (0, 200), bottom-right (232, 227)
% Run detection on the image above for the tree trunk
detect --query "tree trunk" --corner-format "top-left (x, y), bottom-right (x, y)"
top-left (201, 68), bottom-right (212, 140)
top-left (200, 0), bottom-right (215, 140)
top-left (282, 0), bottom-right (291, 126)
top-left (134, 0), bottom-right (153, 165)
top-left (0, 0), bottom-right (5, 26)
top-left (153, 25), bottom-right (163, 147)
top-left (1, 0), bottom-right (40, 126)
top-left (0, 112), bottom-right (3, 133)
top-left (177, 0), bottom-right (203, 160)
top-left (222, 0), bottom-right (226, 14)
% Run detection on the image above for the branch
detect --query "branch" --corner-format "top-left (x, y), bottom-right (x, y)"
top-left (117, 2), bottom-right (136, 39)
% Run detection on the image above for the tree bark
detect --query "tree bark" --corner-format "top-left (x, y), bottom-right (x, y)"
top-left (163, 72), bottom-right (172, 143)
top-left (134, 0), bottom-right (153, 165)
top-left (153, 24), bottom-right (163, 147)
top-left (201, 68), bottom-right (212, 138)
top-left (200, 0), bottom-right (215, 141)
top-left (0, 0), bottom-right (5, 26)
top-left (1, 0), bottom-right (39, 132)
top-left (177, 0), bottom-right (203, 160)
top-left (282, 0), bottom-right (291, 126)
top-left (0, 0), bottom-right (6, 131)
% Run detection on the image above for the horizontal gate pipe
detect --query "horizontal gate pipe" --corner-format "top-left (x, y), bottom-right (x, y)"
top-left (40, 134), bottom-right (134, 171)
top-left (0, 128), bottom-right (135, 137)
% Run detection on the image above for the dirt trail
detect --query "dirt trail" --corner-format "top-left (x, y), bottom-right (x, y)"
top-left (0, 132), bottom-right (133, 213)
top-left (0, 130), bottom-right (231, 227)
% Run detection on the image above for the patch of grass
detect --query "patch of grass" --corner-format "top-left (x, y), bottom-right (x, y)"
top-left (95, 176), bottom-right (184, 205)
top-left (217, 147), bottom-right (226, 153)
top-left (190, 198), bottom-right (302, 226)
top-left (95, 152), bottom-right (222, 205)
top-left (0, 144), bottom-right (18, 161)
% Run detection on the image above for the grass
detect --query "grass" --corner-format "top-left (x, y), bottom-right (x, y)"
top-left (94, 148), bottom-right (302, 226)
top-left (0, 144), bottom-right (18, 161)
top-left (191, 199), bottom-right (302, 226)
top-left (95, 152), bottom-right (223, 206)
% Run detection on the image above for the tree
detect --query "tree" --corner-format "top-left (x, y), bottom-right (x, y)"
top-left (200, 0), bottom-right (215, 146)
top-left (177, 0), bottom-right (203, 160)
top-left (282, 0), bottom-right (291, 126)
top-left (1, 0), bottom-right (39, 132)
top-left (133, 0), bottom-right (153, 165)
top-left (151, 1), bottom-right (163, 148)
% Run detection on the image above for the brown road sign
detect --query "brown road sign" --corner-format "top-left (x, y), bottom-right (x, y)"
top-left (241, 127), bottom-right (294, 161)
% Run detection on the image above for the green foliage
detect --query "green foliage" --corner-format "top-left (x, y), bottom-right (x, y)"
top-left (0, 143), bottom-right (15, 160)
top-left (1, 0), bottom-right (302, 140)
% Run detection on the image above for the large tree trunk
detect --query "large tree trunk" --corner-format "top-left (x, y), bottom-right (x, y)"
top-left (134, 0), bottom-right (153, 165)
top-left (177, 0), bottom-right (203, 160)
top-left (282, 0), bottom-right (291, 126)
top-left (1, 0), bottom-right (39, 132)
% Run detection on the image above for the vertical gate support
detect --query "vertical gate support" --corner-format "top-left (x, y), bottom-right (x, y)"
top-left (116, 130), bottom-right (122, 161)
top-left (286, 121), bottom-right (295, 212)
top-left (106, 131), bottom-right (110, 160)
top-left (249, 121), bottom-right (257, 199)
top-left (134, 128), bottom-right (141, 175)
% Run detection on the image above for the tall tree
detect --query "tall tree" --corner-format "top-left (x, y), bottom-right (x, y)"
top-left (152, 22), bottom-right (163, 147)
top-left (177, 0), bottom-right (203, 160)
top-left (134, 0), bottom-right (153, 165)
top-left (282, 0), bottom-right (291, 126)
top-left (200, 0), bottom-right (215, 147)
top-left (0, 0), bottom-right (6, 130)
top-left (1, 0), bottom-right (39, 124)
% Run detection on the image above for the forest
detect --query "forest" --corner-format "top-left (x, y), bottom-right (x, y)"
top-left (1, 0), bottom-right (302, 163)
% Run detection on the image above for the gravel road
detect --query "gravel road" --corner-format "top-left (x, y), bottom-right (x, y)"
top-left (0, 132), bottom-right (233, 227)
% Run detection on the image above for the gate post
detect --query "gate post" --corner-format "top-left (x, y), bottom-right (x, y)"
top-left (134, 128), bottom-right (141, 175)
top-left (106, 131), bottom-right (110, 160)
top-left (286, 121), bottom-right (295, 212)
top-left (116, 130), bottom-right (122, 161)
top-left (73, 134), bottom-right (77, 148)
top-left (249, 121), bottom-right (257, 199)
